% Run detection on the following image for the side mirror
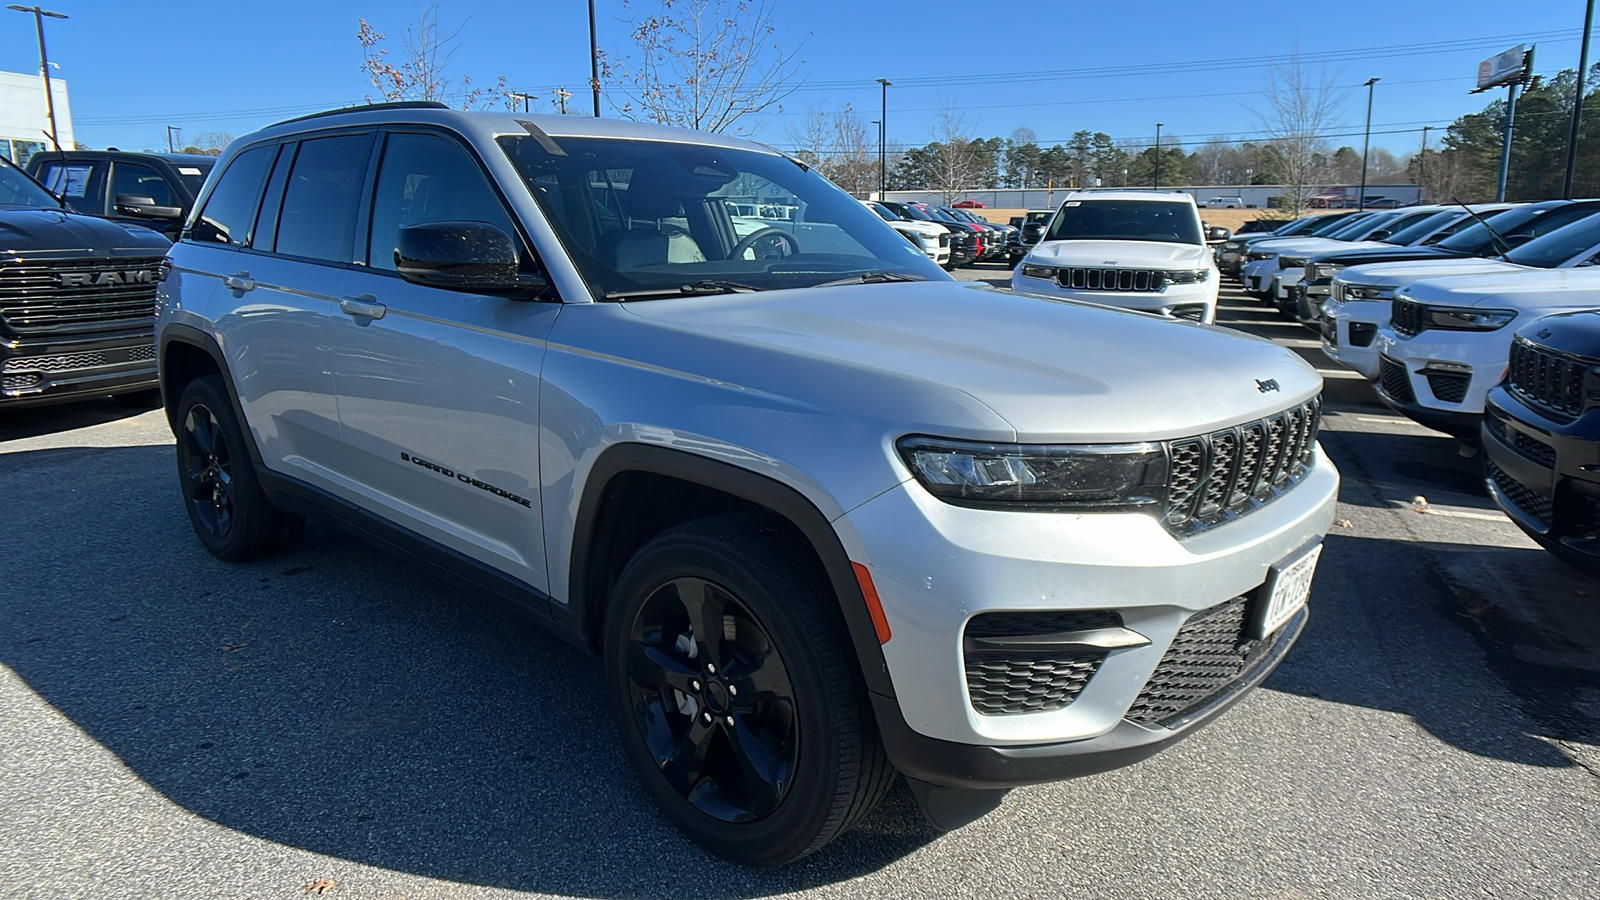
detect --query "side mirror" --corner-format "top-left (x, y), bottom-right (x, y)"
top-left (114, 193), bottom-right (183, 219)
top-left (1022, 223), bottom-right (1045, 242)
top-left (1206, 225), bottom-right (1231, 243)
top-left (1505, 233), bottom-right (1535, 247)
top-left (395, 221), bottom-right (548, 297)
top-left (1370, 229), bottom-right (1392, 241)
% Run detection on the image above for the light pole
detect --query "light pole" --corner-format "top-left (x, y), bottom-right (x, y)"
top-left (553, 88), bottom-right (572, 115)
top-left (1358, 77), bottom-right (1380, 211)
top-left (8, 5), bottom-right (66, 153)
top-left (876, 79), bottom-right (891, 200)
top-left (1153, 123), bottom-right (1163, 189)
top-left (507, 90), bottom-right (534, 114)
top-left (588, 0), bottom-right (601, 116)
top-left (1564, 0), bottom-right (1595, 198)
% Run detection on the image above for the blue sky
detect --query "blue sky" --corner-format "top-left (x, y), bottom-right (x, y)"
top-left (4, 1), bottom-right (1594, 157)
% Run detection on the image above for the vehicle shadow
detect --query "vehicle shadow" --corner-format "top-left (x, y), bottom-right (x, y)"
top-left (1318, 425), bottom-right (1496, 513)
top-left (0, 444), bottom-right (939, 898)
top-left (0, 395), bottom-right (154, 442)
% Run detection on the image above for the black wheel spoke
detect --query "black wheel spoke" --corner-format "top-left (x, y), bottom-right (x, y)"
top-left (627, 636), bottom-right (700, 695)
top-left (675, 577), bottom-right (724, 670)
top-left (186, 409), bottom-right (216, 457)
top-left (726, 715), bottom-right (787, 818)
top-left (726, 646), bottom-right (792, 710)
top-left (659, 714), bottom-right (716, 790)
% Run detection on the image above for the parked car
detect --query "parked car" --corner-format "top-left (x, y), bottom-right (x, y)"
top-left (1482, 308), bottom-right (1600, 574)
top-left (1364, 197), bottom-right (1404, 209)
top-left (1323, 201), bottom-right (1600, 379)
top-left (0, 154), bottom-right (170, 409)
top-left (951, 199), bottom-right (985, 208)
top-left (878, 199), bottom-right (974, 268)
top-left (1011, 190), bottom-right (1220, 323)
top-left (862, 199), bottom-right (951, 267)
top-left (1203, 196), bottom-right (1244, 209)
top-left (1217, 212), bottom-right (1364, 275)
top-left (1234, 218), bottom-right (1285, 235)
top-left (27, 150), bottom-right (217, 241)
top-left (947, 207), bottom-right (1018, 263)
top-left (156, 103), bottom-right (1338, 864)
top-left (1242, 207), bottom-right (1447, 306)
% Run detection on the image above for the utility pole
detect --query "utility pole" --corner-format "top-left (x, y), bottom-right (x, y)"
top-left (507, 91), bottom-right (534, 114)
top-left (166, 125), bottom-right (179, 153)
top-left (7, 5), bottom-right (67, 153)
top-left (1153, 123), bottom-right (1162, 189)
top-left (876, 79), bottom-right (891, 200)
top-left (1419, 125), bottom-right (1432, 201)
top-left (1564, 0), bottom-right (1595, 198)
top-left (553, 88), bottom-right (572, 115)
top-left (588, 0), bottom-right (601, 116)
top-left (1358, 77), bottom-right (1380, 211)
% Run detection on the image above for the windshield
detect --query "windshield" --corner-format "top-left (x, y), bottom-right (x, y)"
top-left (1042, 199), bottom-right (1202, 245)
top-left (1441, 203), bottom-right (1600, 255)
top-left (1504, 213), bottom-right (1600, 268)
top-left (498, 135), bottom-right (946, 297)
top-left (0, 157), bottom-right (63, 209)
top-left (865, 201), bottom-right (898, 222)
top-left (1380, 210), bottom-right (1459, 246)
top-left (1304, 213), bottom-right (1361, 236)
top-left (1326, 212), bottom-right (1393, 240)
top-left (173, 162), bottom-right (213, 195)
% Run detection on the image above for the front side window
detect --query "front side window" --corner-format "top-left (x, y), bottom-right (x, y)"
top-left (1506, 214), bottom-right (1600, 268)
top-left (368, 132), bottom-right (517, 272)
top-left (190, 145), bottom-right (273, 246)
top-left (36, 160), bottom-right (102, 208)
top-left (498, 135), bottom-right (944, 298)
top-left (111, 161), bottom-right (173, 206)
top-left (1043, 200), bottom-right (1202, 245)
top-left (274, 134), bottom-right (372, 263)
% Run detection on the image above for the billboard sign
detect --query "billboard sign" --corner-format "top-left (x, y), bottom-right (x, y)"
top-left (1477, 44), bottom-right (1528, 92)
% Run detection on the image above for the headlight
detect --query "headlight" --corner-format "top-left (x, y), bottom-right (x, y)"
top-left (1343, 284), bottom-right (1394, 301)
top-left (1164, 268), bottom-right (1210, 285)
top-left (1311, 263), bottom-right (1342, 280)
top-left (896, 436), bottom-right (1168, 510)
top-left (1222, 240), bottom-right (1242, 250)
top-left (1279, 256), bottom-right (1308, 269)
top-left (1019, 263), bottom-right (1056, 280)
top-left (918, 233), bottom-right (938, 249)
top-left (1248, 250), bottom-right (1276, 261)
top-left (1426, 306), bottom-right (1517, 331)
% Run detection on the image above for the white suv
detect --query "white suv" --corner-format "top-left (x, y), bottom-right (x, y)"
top-left (862, 199), bottom-right (951, 266)
top-left (156, 105), bottom-right (1336, 865)
top-left (1010, 191), bottom-right (1220, 323)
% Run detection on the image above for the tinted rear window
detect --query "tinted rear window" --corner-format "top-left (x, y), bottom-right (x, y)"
top-left (273, 134), bottom-right (372, 263)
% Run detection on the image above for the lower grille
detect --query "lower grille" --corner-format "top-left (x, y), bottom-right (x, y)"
top-left (1486, 415), bottom-right (1557, 468)
top-left (1488, 460), bottom-right (1551, 526)
top-left (1424, 370), bottom-right (1470, 404)
top-left (1349, 322), bottom-right (1377, 347)
top-left (1379, 357), bottom-right (1415, 404)
top-left (963, 611), bottom-right (1120, 715)
top-left (1170, 304), bottom-right (1206, 322)
top-left (1126, 597), bottom-right (1286, 728)
top-left (2, 372), bottom-right (41, 390)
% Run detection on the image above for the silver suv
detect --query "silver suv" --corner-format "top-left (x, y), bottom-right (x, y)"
top-left (156, 103), bottom-right (1338, 866)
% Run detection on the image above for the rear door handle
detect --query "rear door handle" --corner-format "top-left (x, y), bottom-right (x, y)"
top-left (339, 294), bottom-right (386, 320)
top-left (222, 272), bottom-right (255, 292)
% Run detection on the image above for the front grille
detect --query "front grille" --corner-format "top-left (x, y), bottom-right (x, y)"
top-left (1378, 356), bottom-right (1416, 404)
top-left (1485, 414), bottom-right (1557, 468)
top-left (1057, 267), bottom-right (1166, 292)
top-left (1488, 460), bottom-right (1551, 526)
top-left (1391, 297), bottom-right (1427, 338)
top-left (0, 256), bottom-right (164, 336)
top-left (963, 611), bottom-right (1121, 715)
top-left (1163, 397), bottom-right (1321, 534)
top-left (2, 372), bottom-right (41, 390)
top-left (1349, 322), bottom-right (1377, 347)
top-left (938, 233), bottom-right (950, 248)
top-left (1424, 370), bottom-right (1470, 404)
top-left (1125, 597), bottom-right (1287, 728)
top-left (1170, 304), bottom-right (1206, 322)
top-left (1507, 337), bottom-right (1588, 422)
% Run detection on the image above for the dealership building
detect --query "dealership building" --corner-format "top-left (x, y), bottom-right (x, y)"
top-left (0, 70), bottom-right (71, 167)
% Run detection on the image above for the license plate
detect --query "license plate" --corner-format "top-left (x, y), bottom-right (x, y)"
top-left (1256, 543), bottom-right (1321, 638)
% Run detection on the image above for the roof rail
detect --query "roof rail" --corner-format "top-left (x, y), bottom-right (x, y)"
top-left (271, 100), bottom-right (451, 127)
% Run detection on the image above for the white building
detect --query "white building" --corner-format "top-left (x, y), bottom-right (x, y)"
top-left (0, 70), bottom-right (72, 167)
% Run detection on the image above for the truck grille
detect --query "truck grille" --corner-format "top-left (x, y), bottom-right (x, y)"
top-left (1391, 297), bottom-right (1427, 338)
top-left (938, 232), bottom-right (950, 248)
top-left (963, 610), bottom-right (1121, 716)
top-left (1488, 460), bottom-right (1551, 527)
top-left (1507, 337), bottom-right (1587, 422)
top-left (0, 256), bottom-right (164, 336)
top-left (1378, 356), bottom-right (1416, 404)
top-left (1056, 267), bottom-right (1167, 292)
top-left (1125, 596), bottom-right (1293, 728)
top-left (1163, 397), bottom-right (1321, 535)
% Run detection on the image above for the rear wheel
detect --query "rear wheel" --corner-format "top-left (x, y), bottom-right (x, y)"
top-left (604, 514), bottom-right (894, 866)
top-left (173, 375), bottom-right (304, 561)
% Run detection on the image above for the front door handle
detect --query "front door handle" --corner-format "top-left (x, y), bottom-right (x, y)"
top-left (221, 272), bottom-right (255, 292)
top-left (339, 294), bottom-right (386, 320)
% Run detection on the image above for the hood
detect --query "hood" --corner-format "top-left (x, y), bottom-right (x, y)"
top-left (1026, 240), bottom-right (1209, 269)
top-left (1338, 257), bottom-right (1523, 288)
top-left (617, 281), bottom-right (1319, 443)
top-left (1398, 267), bottom-right (1600, 311)
top-left (0, 207), bottom-right (170, 256)
top-left (1316, 245), bottom-right (1464, 266)
top-left (891, 219), bottom-right (947, 238)
top-left (1514, 308), bottom-right (1600, 356)
top-left (1247, 237), bottom-right (1359, 257)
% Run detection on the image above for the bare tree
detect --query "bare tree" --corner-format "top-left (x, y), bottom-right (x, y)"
top-left (607, 0), bottom-right (806, 133)
top-left (929, 102), bottom-right (980, 203)
top-left (1255, 53), bottom-right (1347, 215)
top-left (357, 1), bottom-right (511, 110)
top-left (788, 103), bottom-right (875, 196)
top-left (181, 132), bottom-right (233, 156)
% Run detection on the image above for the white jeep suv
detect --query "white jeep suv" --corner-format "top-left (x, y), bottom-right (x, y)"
top-left (1010, 191), bottom-right (1220, 323)
top-left (156, 104), bottom-right (1336, 865)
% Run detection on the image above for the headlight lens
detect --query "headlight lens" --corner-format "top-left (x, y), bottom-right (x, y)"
top-left (1279, 256), bottom-right (1308, 269)
top-left (1343, 284), bottom-right (1394, 301)
top-left (897, 436), bottom-right (1169, 509)
top-left (1164, 268), bottom-right (1210, 285)
top-left (1426, 306), bottom-right (1517, 331)
top-left (1311, 263), bottom-right (1342, 280)
top-left (1222, 240), bottom-right (1243, 250)
top-left (1248, 250), bottom-right (1276, 261)
top-left (1019, 263), bottom-right (1056, 280)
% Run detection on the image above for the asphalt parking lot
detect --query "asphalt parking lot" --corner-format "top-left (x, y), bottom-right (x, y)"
top-left (3, 269), bottom-right (1599, 899)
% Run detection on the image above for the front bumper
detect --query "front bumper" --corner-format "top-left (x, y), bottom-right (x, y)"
top-left (1241, 259), bottom-right (1276, 294)
top-left (1318, 298), bottom-right (1385, 379)
top-left (1, 330), bottom-right (158, 408)
top-left (1372, 327), bottom-right (1513, 423)
top-left (1373, 343), bottom-right (1490, 439)
top-left (1483, 389), bottom-right (1600, 568)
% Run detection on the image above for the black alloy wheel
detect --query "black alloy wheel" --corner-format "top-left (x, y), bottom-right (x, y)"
top-left (605, 514), bottom-right (895, 866)
top-left (180, 401), bottom-right (234, 540)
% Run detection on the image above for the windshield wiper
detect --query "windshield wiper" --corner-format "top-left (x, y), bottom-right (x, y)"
top-left (815, 271), bottom-right (924, 288)
top-left (602, 280), bottom-right (762, 301)
top-left (1453, 197), bottom-right (1515, 258)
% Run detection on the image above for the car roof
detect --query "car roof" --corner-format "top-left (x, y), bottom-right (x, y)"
top-left (38, 150), bottom-right (217, 166)
top-left (1060, 190), bottom-right (1198, 204)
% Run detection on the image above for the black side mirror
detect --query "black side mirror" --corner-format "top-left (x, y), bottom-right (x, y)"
top-left (1206, 225), bottom-right (1231, 242)
top-left (1370, 229), bottom-right (1392, 241)
top-left (1505, 233), bottom-right (1535, 248)
top-left (395, 221), bottom-right (548, 297)
top-left (114, 193), bottom-right (183, 219)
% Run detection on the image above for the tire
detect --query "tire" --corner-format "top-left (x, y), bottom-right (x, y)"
top-left (173, 375), bottom-right (305, 561)
top-left (113, 388), bottom-right (163, 409)
top-left (604, 513), bottom-right (895, 866)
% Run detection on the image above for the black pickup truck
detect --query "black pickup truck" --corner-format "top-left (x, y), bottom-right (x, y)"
top-left (0, 155), bottom-right (170, 409)
top-left (26, 150), bottom-right (216, 242)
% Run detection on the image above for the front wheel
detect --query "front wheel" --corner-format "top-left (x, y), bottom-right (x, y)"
top-left (604, 514), bottom-right (894, 866)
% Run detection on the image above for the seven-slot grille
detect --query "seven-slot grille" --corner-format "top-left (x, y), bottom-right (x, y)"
top-left (1163, 396), bottom-right (1321, 534)
top-left (1391, 297), bottom-right (1427, 338)
top-left (1507, 337), bottom-right (1588, 421)
top-left (1057, 267), bottom-right (1167, 292)
top-left (0, 256), bottom-right (164, 336)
